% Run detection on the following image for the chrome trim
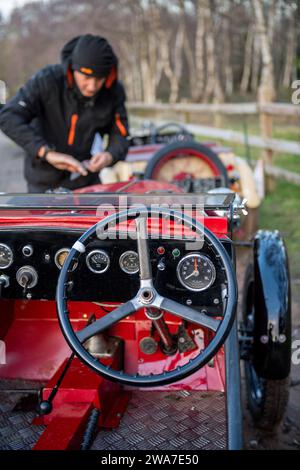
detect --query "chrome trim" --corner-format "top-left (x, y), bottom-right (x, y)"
top-left (0, 243), bottom-right (13, 269)
top-left (119, 250), bottom-right (139, 274)
top-left (176, 253), bottom-right (216, 292)
top-left (86, 249), bottom-right (110, 274)
top-left (55, 248), bottom-right (77, 271)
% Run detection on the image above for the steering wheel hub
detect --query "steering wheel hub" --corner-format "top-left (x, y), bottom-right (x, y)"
top-left (138, 287), bottom-right (155, 304)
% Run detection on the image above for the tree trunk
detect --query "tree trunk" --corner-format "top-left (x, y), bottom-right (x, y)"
top-left (283, 16), bottom-right (295, 88)
top-left (240, 26), bottom-right (253, 94)
top-left (223, 15), bottom-right (233, 98)
top-left (251, 32), bottom-right (260, 93)
top-left (253, 0), bottom-right (276, 102)
top-left (201, 0), bottom-right (224, 103)
top-left (177, 0), bottom-right (197, 102)
top-left (253, 0), bottom-right (276, 191)
top-left (193, 0), bottom-right (205, 101)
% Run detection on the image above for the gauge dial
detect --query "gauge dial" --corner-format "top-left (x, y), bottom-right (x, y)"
top-left (0, 243), bottom-right (13, 269)
top-left (119, 251), bottom-right (139, 274)
top-left (86, 250), bottom-right (110, 274)
top-left (176, 253), bottom-right (216, 292)
top-left (55, 248), bottom-right (77, 271)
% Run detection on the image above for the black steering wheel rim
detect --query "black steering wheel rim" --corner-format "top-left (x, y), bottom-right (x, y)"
top-left (56, 207), bottom-right (237, 387)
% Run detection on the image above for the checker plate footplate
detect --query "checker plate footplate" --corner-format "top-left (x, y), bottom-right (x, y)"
top-left (0, 392), bottom-right (45, 450)
top-left (92, 391), bottom-right (227, 450)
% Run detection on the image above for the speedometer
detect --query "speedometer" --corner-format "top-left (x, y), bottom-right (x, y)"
top-left (0, 243), bottom-right (13, 269)
top-left (86, 250), bottom-right (110, 274)
top-left (119, 251), bottom-right (139, 274)
top-left (176, 253), bottom-right (216, 292)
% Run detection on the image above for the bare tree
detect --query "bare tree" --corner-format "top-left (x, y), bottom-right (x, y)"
top-left (253, 0), bottom-right (276, 102)
top-left (0, 0), bottom-right (297, 103)
top-left (201, 0), bottom-right (224, 103)
top-left (240, 26), bottom-right (253, 93)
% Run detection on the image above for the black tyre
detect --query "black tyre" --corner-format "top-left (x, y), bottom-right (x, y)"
top-left (144, 141), bottom-right (229, 186)
top-left (242, 263), bottom-right (290, 431)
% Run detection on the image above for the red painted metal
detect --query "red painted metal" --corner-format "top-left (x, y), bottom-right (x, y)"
top-left (0, 214), bottom-right (228, 238)
top-left (75, 179), bottom-right (183, 194)
top-left (33, 352), bottom-right (130, 449)
top-left (0, 299), bottom-right (225, 391)
top-left (34, 402), bottom-right (93, 450)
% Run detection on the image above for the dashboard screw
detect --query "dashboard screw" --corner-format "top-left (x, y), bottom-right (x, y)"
top-left (44, 254), bottom-right (51, 262)
top-left (279, 334), bottom-right (286, 343)
top-left (260, 335), bottom-right (269, 344)
top-left (186, 299), bottom-right (192, 305)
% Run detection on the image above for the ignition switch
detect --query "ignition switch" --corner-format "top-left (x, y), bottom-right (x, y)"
top-left (16, 266), bottom-right (38, 289)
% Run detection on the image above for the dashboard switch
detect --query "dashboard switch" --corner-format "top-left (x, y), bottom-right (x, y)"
top-left (16, 266), bottom-right (38, 289)
top-left (157, 258), bottom-right (166, 271)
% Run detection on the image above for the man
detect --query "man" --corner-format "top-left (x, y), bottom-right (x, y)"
top-left (0, 34), bottom-right (129, 192)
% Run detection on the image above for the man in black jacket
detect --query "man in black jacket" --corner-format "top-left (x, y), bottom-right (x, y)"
top-left (0, 34), bottom-right (129, 192)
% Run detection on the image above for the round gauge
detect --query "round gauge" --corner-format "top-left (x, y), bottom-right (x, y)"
top-left (55, 248), bottom-right (77, 271)
top-left (86, 250), bottom-right (110, 274)
top-left (119, 251), bottom-right (139, 274)
top-left (0, 243), bottom-right (13, 269)
top-left (176, 253), bottom-right (216, 292)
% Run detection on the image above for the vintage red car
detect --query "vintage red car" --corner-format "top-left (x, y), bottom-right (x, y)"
top-left (0, 169), bottom-right (291, 451)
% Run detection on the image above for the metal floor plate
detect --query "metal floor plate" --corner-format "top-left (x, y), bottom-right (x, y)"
top-left (92, 391), bottom-right (227, 450)
top-left (0, 390), bottom-right (227, 450)
top-left (0, 392), bottom-right (45, 450)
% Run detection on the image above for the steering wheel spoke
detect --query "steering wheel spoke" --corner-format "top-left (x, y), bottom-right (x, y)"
top-left (76, 300), bottom-right (136, 343)
top-left (160, 297), bottom-right (220, 332)
top-left (135, 216), bottom-right (152, 281)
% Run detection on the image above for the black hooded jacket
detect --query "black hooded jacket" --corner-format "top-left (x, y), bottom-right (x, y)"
top-left (0, 36), bottom-right (129, 189)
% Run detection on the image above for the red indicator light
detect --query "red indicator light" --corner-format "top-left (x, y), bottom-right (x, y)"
top-left (157, 246), bottom-right (165, 255)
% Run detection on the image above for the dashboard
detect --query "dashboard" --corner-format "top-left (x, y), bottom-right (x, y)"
top-left (0, 228), bottom-right (230, 315)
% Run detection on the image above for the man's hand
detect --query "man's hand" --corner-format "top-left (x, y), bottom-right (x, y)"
top-left (38, 149), bottom-right (88, 176)
top-left (87, 152), bottom-right (113, 173)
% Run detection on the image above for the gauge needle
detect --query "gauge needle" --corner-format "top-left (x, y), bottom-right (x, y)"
top-left (194, 257), bottom-right (198, 272)
top-left (184, 270), bottom-right (198, 280)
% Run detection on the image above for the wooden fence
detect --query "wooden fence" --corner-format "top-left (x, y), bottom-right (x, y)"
top-left (128, 102), bottom-right (300, 186)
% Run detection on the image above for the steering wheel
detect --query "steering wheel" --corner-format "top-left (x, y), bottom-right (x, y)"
top-left (56, 207), bottom-right (237, 387)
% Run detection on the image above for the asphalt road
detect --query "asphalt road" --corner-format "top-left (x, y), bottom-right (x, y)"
top-left (0, 130), bottom-right (299, 449)
top-left (0, 131), bottom-right (26, 192)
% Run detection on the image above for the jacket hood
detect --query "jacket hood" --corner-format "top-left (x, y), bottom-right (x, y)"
top-left (61, 35), bottom-right (118, 88)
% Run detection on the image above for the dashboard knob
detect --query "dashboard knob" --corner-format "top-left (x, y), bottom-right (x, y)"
top-left (22, 245), bottom-right (34, 257)
top-left (16, 266), bottom-right (38, 289)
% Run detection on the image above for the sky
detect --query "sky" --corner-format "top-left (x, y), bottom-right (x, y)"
top-left (0, 0), bottom-right (41, 19)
